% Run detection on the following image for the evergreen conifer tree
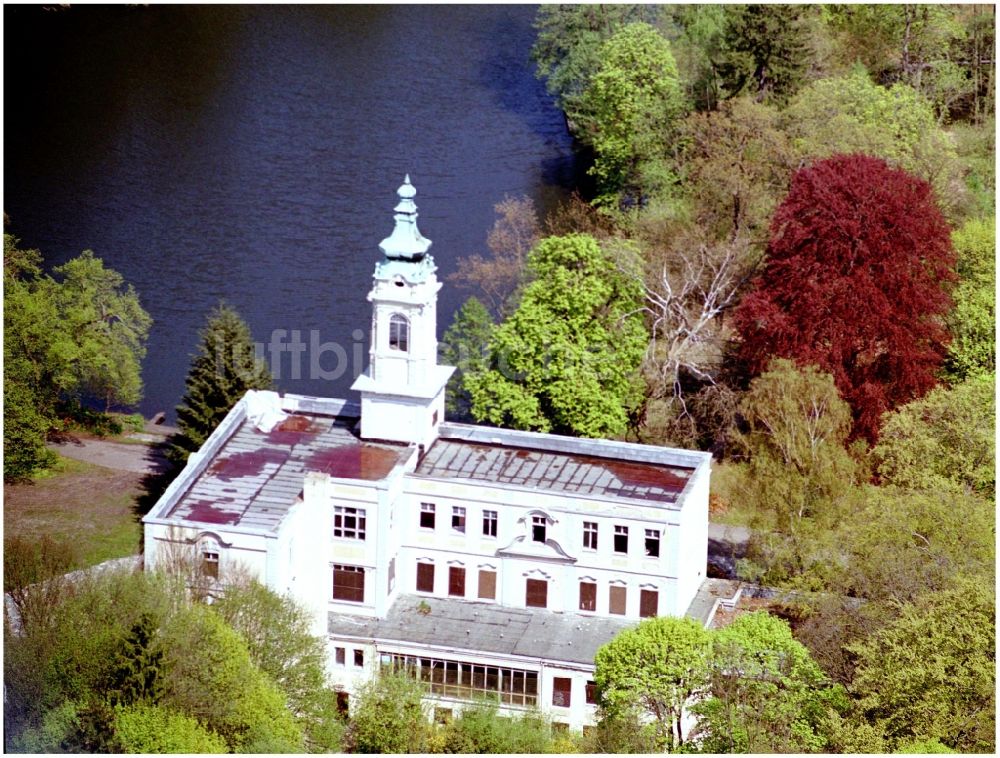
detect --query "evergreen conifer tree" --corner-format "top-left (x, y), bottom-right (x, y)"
top-left (108, 613), bottom-right (164, 707)
top-left (172, 303), bottom-right (273, 461)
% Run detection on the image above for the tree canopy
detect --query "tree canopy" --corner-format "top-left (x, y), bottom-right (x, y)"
top-left (717, 4), bottom-right (815, 104)
top-left (594, 615), bottom-right (711, 750)
top-left (944, 215), bottom-right (995, 379)
top-left (734, 154), bottom-right (956, 443)
top-left (3, 234), bottom-right (151, 481)
top-left (575, 22), bottom-right (685, 204)
top-left (848, 576), bottom-right (996, 752)
top-left (693, 611), bottom-right (842, 753)
top-left (465, 234), bottom-right (646, 438)
top-left (872, 375), bottom-right (995, 498)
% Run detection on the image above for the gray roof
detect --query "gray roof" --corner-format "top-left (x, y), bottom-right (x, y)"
top-left (329, 594), bottom-right (638, 666)
top-left (415, 426), bottom-right (698, 506)
top-left (165, 412), bottom-right (406, 531)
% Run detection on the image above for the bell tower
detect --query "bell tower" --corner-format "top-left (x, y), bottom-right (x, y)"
top-left (351, 176), bottom-right (455, 449)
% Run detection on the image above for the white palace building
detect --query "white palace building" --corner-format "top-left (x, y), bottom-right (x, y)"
top-left (143, 178), bottom-right (712, 731)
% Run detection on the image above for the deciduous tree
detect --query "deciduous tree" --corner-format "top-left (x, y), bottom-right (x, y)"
top-left (848, 576), bottom-right (996, 753)
top-left (531, 4), bottom-right (661, 115)
top-left (575, 22), bottom-right (685, 205)
top-left (693, 611), bottom-right (843, 753)
top-left (734, 154), bottom-right (956, 443)
top-left (173, 302), bottom-right (273, 462)
top-left (944, 216), bottom-right (995, 379)
top-left (53, 250), bottom-right (152, 411)
top-left (112, 702), bottom-right (228, 753)
top-left (161, 603), bottom-right (303, 752)
top-left (448, 195), bottom-right (539, 317)
top-left (465, 234), bottom-right (646, 438)
top-left (730, 360), bottom-right (859, 586)
top-left (872, 375), bottom-right (995, 498)
top-left (345, 671), bottom-right (429, 754)
top-left (594, 615), bottom-right (711, 750)
top-left (783, 67), bottom-right (967, 217)
top-left (213, 580), bottom-right (344, 752)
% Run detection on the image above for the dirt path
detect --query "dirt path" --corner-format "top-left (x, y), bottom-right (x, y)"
top-left (47, 435), bottom-right (171, 475)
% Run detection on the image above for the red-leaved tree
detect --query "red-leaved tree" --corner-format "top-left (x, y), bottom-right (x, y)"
top-left (734, 154), bottom-right (955, 443)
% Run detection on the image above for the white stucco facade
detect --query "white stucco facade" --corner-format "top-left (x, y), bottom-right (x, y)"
top-left (142, 177), bottom-right (712, 732)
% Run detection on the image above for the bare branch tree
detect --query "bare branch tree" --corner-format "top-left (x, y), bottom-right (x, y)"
top-left (640, 235), bottom-right (761, 417)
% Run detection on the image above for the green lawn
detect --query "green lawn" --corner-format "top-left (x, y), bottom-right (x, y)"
top-left (4, 454), bottom-right (145, 569)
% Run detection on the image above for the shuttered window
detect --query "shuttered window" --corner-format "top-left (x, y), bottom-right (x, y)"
top-left (478, 570), bottom-right (496, 600)
top-left (640, 589), bottom-right (658, 618)
top-left (609, 585), bottom-right (627, 616)
top-left (416, 562), bottom-right (434, 593)
top-left (448, 566), bottom-right (466, 597)
top-left (579, 581), bottom-right (597, 611)
top-left (332, 565), bottom-right (365, 602)
top-left (526, 578), bottom-right (548, 608)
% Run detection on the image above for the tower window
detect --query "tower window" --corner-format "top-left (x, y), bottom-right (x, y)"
top-left (334, 506), bottom-right (366, 540)
top-left (389, 313), bottom-right (409, 352)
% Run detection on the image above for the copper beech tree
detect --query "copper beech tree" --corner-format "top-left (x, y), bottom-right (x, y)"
top-left (734, 154), bottom-right (956, 443)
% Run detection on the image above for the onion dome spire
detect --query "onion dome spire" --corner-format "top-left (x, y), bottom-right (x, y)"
top-left (378, 174), bottom-right (432, 261)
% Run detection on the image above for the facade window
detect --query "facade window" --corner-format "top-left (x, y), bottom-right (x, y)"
top-left (586, 681), bottom-right (598, 705)
top-left (478, 569), bottom-right (497, 600)
top-left (390, 654), bottom-right (539, 706)
top-left (452, 506), bottom-right (466, 533)
top-left (335, 647), bottom-right (346, 666)
top-left (640, 589), bottom-right (659, 618)
top-left (583, 521), bottom-right (598, 550)
top-left (334, 506), bottom-right (366, 540)
top-left (200, 550), bottom-right (219, 579)
top-left (416, 562), bottom-right (435, 593)
top-left (388, 556), bottom-right (396, 594)
top-left (448, 566), bottom-right (466, 597)
top-left (389, 313), bottom-right (409, 351)
top-left (420, 502), bottom-right (436, 529)
top-left (333, 565), bottom-right (365, 603)
top-left (354, 649), bottom-right (364, 667)
top-left (579, 581), bottom-right (597, 612)
top-left (552, 677), bottom-right (572, 707)
top-left (482, 509), bottom-right (498, 537)
top-left (531, 515), bottom-right (546, 543)
top-left (645, 528), bottom-right (660, 557)
top-left (609, 585), bottom-right (627, 616)
top-left (614, 525), bottom-right (629, 554)
top-left (526, 578), bottom-right (548, 608)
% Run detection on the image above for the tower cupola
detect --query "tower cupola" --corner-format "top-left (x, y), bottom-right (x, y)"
top-left (351, 176), bottom-right (455, 449)
top-left (379, 175), bottom-right (431, 261)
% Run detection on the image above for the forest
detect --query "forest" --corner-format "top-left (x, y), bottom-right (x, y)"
top-left (3, 3), bottom-right (995, 754)
top-left (439, 4), bottom-right (995, 753)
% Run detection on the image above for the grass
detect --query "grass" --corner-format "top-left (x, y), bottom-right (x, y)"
top-left (4, 453), bottom-right (145, 569)
top-left (710, 460), bottom-right (757, 528)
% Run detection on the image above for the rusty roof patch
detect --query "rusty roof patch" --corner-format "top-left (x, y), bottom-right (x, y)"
top-left (306, 445), bottom-right (400, 481)
top-left (415, 440), bottom-right (692, 504)
top-left (165, 410), bottom-right (407, 532)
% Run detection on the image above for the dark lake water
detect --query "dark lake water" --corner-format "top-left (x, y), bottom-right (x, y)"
top-left (4, 4), bottom-right (579, 420)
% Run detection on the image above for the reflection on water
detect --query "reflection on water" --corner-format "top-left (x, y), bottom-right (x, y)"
top-left (4, 4), bottom-right (579, 419)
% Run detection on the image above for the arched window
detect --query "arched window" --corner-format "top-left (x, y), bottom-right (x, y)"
top-left (389, 313), bottom-right (409, 352)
